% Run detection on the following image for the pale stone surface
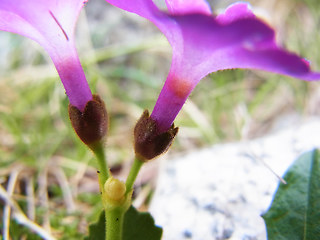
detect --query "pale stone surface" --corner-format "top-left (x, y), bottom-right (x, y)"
top-left (150, 118), bottom-right (320, 240)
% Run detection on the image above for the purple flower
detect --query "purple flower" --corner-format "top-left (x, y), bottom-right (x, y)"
top-left (105, 0), bottom-right (320, 132)
top-left (0, 0), bottom-right (92, 111)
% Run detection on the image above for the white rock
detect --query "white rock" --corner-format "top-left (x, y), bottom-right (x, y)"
top-left (150, 118), bottom-right (320, 240)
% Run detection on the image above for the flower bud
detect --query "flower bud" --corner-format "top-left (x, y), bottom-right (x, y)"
top-left (68, 94), bottom-right (108, 149)
top-left (104, 177), bottom-right (126, 202)
top-left (134, 110), bottom-right (178, 161)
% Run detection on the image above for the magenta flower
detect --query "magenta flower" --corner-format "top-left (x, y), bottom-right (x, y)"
top-left (0, 0), bottom-right (92, 111)
top-left (106, 0), bottom-right (320, 132)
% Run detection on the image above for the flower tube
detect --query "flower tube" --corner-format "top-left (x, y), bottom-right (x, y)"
top-left (105, 0), bottom-right (320, 133)
top-left (0, 0), bottom-right (92, 111)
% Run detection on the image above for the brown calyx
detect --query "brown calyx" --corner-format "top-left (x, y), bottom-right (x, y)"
top-left (134, 110), bottom-right (178, 162)
top-left (68, 94), bottom-right (108, 149)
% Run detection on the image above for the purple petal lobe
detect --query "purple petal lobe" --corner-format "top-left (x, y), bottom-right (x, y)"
top-left (165, 0), bottom-right (211, 15)
top-left (0, 0), bottom-right (92, 111)
top-left (216, 2), bottom-right (256, 24)
top-left (104, 0), bottom-right (173, 38)
top-left (213, 47), bottom-right (320, 81)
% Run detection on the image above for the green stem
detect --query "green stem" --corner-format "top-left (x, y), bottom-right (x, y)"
top-left (105, 207), bottom-right (126, 240)
top-left (92, 142), bottom-right (110, 187)
top-left (125, 157), bottom-right (144, 194)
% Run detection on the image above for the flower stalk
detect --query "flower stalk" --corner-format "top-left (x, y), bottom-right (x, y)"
top-left (125, 157), bottom-right (144, 194)
top-left (105, 207), bottom-right (126, 240)
top-left (94, 143), bottom-right (110, 188)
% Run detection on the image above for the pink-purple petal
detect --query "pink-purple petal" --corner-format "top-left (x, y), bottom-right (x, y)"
top-left (150, 71), bottom-right (191, 133)
top-left (165, 0), bottom-right (211, 15)
top-left (105, 0), bottom-right (320, 132)
top-left (0, 0), bottom-right (92, 111)
top-left (167, 15), bottom-right (275, 79)
top-left (0, 0), bottom-right (85, 43)
top-left (0, 10), bottom-right (43, 43)
top-left (166, 13), bottom-right (320, 82)
top-left (216, 2), bottom-right (256, 25)
top-left (105, 0), bottom-right (175, 40)
top-left (203, 47), bottom-right (320, 81)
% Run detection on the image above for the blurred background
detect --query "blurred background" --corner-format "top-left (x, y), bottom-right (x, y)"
top-left (0, 0), bottom-right (319, 239)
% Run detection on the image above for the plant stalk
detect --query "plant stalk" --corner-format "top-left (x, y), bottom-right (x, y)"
top-left (105, 207), bottom-right (126, 240)
top-left (125, 157), bottom-right (144, 194)
top-left (93, 142), bottom-right (110, 187)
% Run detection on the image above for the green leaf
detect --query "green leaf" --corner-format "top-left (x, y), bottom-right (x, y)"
top-left (262, 149), bottom-right (320, 240)
top-left (84, 206), bottom-right (162, 240)
top-left (84, 211), bottom-right (105, 240)
top-left (123, 205), bottom-right (162, 240)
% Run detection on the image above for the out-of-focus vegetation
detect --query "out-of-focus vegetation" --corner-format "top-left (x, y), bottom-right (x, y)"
top-left (0, 0), bottom-right (319, 238)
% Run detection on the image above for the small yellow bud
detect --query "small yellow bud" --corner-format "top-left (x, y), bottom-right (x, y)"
top-left (104, 177), bottom-right (126, 202)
